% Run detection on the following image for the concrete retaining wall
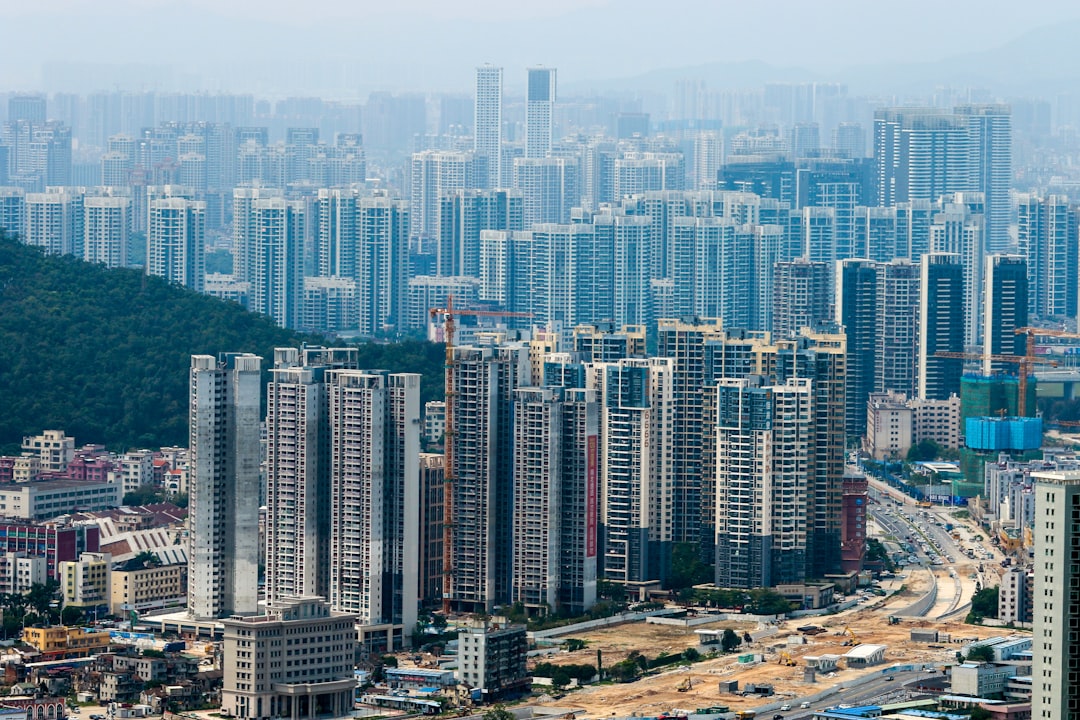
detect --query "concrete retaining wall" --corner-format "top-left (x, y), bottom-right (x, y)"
top-left (528, 608), bottom-right (681, 640)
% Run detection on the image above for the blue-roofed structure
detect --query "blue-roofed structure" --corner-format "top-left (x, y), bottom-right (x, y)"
top-left (965, 417), bottom-right (1042, 451)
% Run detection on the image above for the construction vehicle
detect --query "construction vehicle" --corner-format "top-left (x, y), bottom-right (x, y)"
top-left (841, 627), bottom-right (859, 646)
top-left (777, 651), bottom-right (797, 667)
top-left (887, 616), bottom-right (901, 625)
top-left (429, 297), bottom-right (533, 613)
top-left (677, 676), bottom-right (693, 692)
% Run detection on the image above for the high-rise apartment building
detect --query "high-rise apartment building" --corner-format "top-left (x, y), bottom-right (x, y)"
top-left (410, 150), bottom-right (479, 240)
top-left (836, 258), bottom-right (920, 436)
top-left (1017, 194), bottom-right (1078, 320)
top-left (510, 386), bottom-right (598, 616)
top-left (263, 347), bottom-right (419, 648)
top-left (24, 188), bottom-right (83, 257)
top-left (956, 104), bottom-right (1012, 255)
top-left (918, 253), bottom-right (965, 401)
top-left (836, 259), bottom-right (878, 437)
top-left (357, 194), bottom-right (410, 336)
top-left (873, 108), bottom-right (974, 208)
top-left (315, 187), bottom-right (361, 280)
top-left (264, 347), bottom-right (358, 606)
top-left (572, 322), bottom-right (647, 362)
top-left (243, 197), bottom-right (306, 329)
top-left (929, 195), bottom-right (984, 346)
top-left (474, 65), bottom-right (503, 189)
top-left (983, 254), bottom-right (1029, 377)
top-left (147, 196), bottom-right (206, 291)
top-left (773, 258), bottom-right (831, 339)
top-left (327, 369), bottom-right (420, 640)
top-left (1031, 470), bottom-right (1080, 720)
top-left (0, 186), bottom-right (25, 239)
top-left (188, 353), bottom-right (261, 619)
top-left (437, 188), bottom-right (523, 278)
top-left (512, 156), bottom-right (578, 226)
top-left (875, 259), bottom-right (920, 399)
top-left (526, 67), bottom-right (556, 160)
top-left (714, 376), bottom-right (812, 588)
top-left (82, 195), bottom-right (130, 268)
top-left (313, 189), bottom-right (409, 336)
top-left (447, 343), bottom-right (530, 611)
top-left (591, 357), bottom-right (675, 585)
top-left (657, 318), bottom-right (727, 546)
top-left (775, 329), bottom-right (847, 580)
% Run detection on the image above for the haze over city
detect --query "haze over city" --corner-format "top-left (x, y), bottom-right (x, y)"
top-left (7, 1), bottom-right (1080, 95)
top-left (3, 2), bottom-right (1080, 720)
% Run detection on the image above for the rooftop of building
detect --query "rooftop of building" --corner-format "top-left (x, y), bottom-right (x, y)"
top-left (0, 479), bottom-right (116, 492)
top-left (1031, 469), bottom-right (1080, 484)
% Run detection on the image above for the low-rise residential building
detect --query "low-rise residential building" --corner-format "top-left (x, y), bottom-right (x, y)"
top-left (456, 616), bottom-right (530, 700)
top-left (221, 596), bottom-right (356, 720)
top-left (911, 393), bottom-right (962, 448)
top-left (865, 392), bottom-right (962, 460)
top-left (951, 662), bottom-right (1018, 699)
top-left (15, 455), bottom-right (43, 482)
top-left (22, 625), bottom-right (112, 660)
top-left (1, 551), bottom-right (47, 593)
top-left (962, 636), bottom-right (1033, 662)
top-left (0, 481), bottom-right (121, 520)
top-left (60, 552), bottom-right (112, 612)
top-left (22, 431), bottom-right (76, 473)
top-left (119, 451), bottom-right (155, 495)
top-left (110, 560), bottom-right (187, 616)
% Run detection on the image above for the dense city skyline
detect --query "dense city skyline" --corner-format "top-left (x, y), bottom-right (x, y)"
top-left (4, 5), bottom-right (1080, 718)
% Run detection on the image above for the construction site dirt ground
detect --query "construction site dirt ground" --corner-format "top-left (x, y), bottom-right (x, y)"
top-left (533, 612), bottom-right (1010, 718)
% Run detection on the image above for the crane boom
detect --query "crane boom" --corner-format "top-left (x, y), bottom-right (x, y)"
top-left (934, 348), bottom-right (1059, 417)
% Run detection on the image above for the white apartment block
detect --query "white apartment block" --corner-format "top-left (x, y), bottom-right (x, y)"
top-left (326, 370), bottom-right (419, 636)
top-left (589, 357), bottom-right (674, 586)
top-left (22, 430), bottom-right (75, 472)
top-left (83, 195), bottom-right (130, 268)
top-left (1031, 470), bottom-right (1080, 720)
top-left (147, 197), bottom-right (206, 291)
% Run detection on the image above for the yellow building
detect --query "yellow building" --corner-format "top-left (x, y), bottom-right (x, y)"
top-left (110, 562), bottom-right (186, 616)
top-left (22, 625), bottom-right (111, 659)
top-left (59, 552), bottom-right (111, 610)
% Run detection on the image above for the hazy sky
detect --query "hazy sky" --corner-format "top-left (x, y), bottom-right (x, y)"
top-left (5, 0), bottom-right (1080, 95)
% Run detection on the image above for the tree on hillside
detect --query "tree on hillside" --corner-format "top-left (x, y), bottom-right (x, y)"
top-left (0, 230), bottom-right (447, 451)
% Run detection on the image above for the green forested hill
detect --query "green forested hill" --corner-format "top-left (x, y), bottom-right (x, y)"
top-left (0, 232), bottom-right (445, 452)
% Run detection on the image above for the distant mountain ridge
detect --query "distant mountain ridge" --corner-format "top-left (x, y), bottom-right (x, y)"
top-left (576, 20), bottom-right (1080, 97)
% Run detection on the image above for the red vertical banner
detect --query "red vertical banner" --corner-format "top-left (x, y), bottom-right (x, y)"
top-left (586, 434), bottom-right (598, 557)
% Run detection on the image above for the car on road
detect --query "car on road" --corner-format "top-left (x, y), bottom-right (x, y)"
top-left (885, 676), bottom-right (894, 681)
top-left (800, 703), bottom-right (811, 709)
top-left (780, 705), bottom-right (792, 711)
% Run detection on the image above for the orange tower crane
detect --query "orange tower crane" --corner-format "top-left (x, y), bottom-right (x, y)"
top-left (429, 296), bottom-right (533, 614)
top-left (934, 348), bottom-right (1059, 417)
